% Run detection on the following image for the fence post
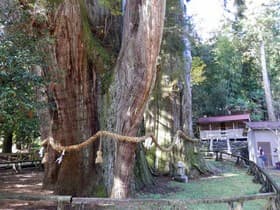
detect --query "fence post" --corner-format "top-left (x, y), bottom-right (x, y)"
top-left (57, 201), bottom-right (64, 210)
top-left (220, 152), bottom-right (223, 161)
top-left (228, 201), bottom-right (234, 210)
top-left (56, 196), bottom-right (71, 210)
top-left (236, 156), bottom-right (240, 165)
top-left (235, 201), bottom-right (243, 210)
top-left (267, 197), bottom-right (278, 210)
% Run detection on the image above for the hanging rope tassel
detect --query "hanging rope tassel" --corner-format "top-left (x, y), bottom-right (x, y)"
top-left (95, 138), bottom-right (103, 164)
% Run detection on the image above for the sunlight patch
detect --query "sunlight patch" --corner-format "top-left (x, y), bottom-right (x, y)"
top-left (14, 184), bottom-right (28, 188)
top-left (201, 173), bottom-right (238, 180)
top-left (10, 202), bottom-right (29, 207)
top-left (222, 173), bottom-right (239, 177)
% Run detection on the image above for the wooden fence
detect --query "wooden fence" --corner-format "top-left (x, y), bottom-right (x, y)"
top-left (1, 150), bottom-right (280, 210)
top-left (0, 152), bottom-right (41, 170)
top-left (212, 150), bottom-right (280, 194)
top-left (0, 192), bottom-right (71, 210)
top-left (0, 192), bottom-right (277, 210)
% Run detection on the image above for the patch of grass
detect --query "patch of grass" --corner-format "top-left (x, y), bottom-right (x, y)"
top-left (137, 160), bottom-right (267, 210)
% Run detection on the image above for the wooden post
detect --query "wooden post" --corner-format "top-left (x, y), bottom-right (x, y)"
top-left (220, 152), bottom-right (223, 161)
top-left (17, 162), bottom-right (22, 172)
top-left (228, 201), bottom-right (234, 210)
top-left (235, 201), bottom-right (243, 210)
top-left (228, 201), bottom-right (244, 210)
top-left (236, 156), bottom-right (240, 165)
top-left (210, 139), bottom-right (213, 151)
top-left (57, 196), bottom-right (72, 210)
top-left (268, 197), bottom-right (277, 210)
top-left (57, 201), bottom-right (64, 210)
top-left (227, 138), bottom-right (231, 153)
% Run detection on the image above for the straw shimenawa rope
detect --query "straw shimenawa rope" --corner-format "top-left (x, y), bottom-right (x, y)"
top-left (42, 130), bottom-right (199, 153)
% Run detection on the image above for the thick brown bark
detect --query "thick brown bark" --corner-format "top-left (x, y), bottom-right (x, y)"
top-left (110, 0), bottom-right (166, 198)
top-left (43, 0), bottom-right (101, 196)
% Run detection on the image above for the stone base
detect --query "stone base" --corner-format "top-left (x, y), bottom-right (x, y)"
top-left (174, 175), bottom-right (188, 183)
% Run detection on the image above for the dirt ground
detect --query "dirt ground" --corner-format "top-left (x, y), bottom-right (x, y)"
top-left (0, 167), bottom-right (56, 210)
top-left (0, 167), bottom-right (178, 210)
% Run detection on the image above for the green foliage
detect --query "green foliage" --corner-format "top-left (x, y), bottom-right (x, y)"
top-left (233, 0), bottom-right (280, 118)
top-left (192, 33), bottom-right (267, 120)
top-left (0, 3), bottom-right (46, 148)
top-left (191, 56), bottom-right (206, 85)
top-left (190, 0), bottom-right (280, 122)
top-left (99, 0), bottom-right (121, 16)
top-left (0, 32), bottom-right (43, 145)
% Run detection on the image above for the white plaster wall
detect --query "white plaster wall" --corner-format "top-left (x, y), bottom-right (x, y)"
top-left (248, 130), bottom-right (279, 166)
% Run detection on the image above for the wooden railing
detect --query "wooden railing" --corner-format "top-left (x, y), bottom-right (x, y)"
top-left (212, 150), bottom-right (280, 194)
top-left (65, 151), bottom-right (280, 209)
top-left (200, 129), bottom-right (245, 140)
top-left (0, 192), bottom-right (71, 210)
top-left (1, 150), bottom-right (279, 210)
top-left (0, 192), bottom-right (277, 210)
top-left (71, 193), bottom-right (278, 210)
top-left (0, 152), bottom-right (41, 170)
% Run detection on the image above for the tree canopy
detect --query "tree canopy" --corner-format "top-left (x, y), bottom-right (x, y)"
top-left (191, 0), bottom-right (280, 122)
top-left (0, 2), bottom-right (45, 151)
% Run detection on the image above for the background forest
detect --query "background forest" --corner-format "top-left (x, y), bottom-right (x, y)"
top-left (0, 0), bottom-right (280, 198)
top-left (191, 0), bottom-right (280, 126)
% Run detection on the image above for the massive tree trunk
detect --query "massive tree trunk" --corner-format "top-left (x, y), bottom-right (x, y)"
top-left (143, 0), bottom-right (212, 177)
top-left (43, 0), bottom-right (101, 196)
top-left (181, 18), bottom-right (193, 136)
top-left (109, 0), bottom-right (166, 198)
top-left (2, 131), bottom-right (13, 153)
top-left (84, 0), bottom-right (121, 196)
top-left (260, 39), bottom-right (276, 121)
top-left (33, 65), bottom-right (52, 141)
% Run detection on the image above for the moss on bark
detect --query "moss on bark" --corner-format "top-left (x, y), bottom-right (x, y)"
top-left (134, 144), bottom-right (154, 191)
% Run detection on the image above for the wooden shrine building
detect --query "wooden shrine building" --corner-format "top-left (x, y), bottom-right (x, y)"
top-left (198, 114), bottom-right (250, 153)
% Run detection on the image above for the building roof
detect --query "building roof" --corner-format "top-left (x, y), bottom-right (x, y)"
top-left (198, 114), bottom-right (250, 124)
top-left (246, 121), bottom-right (280, 130)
